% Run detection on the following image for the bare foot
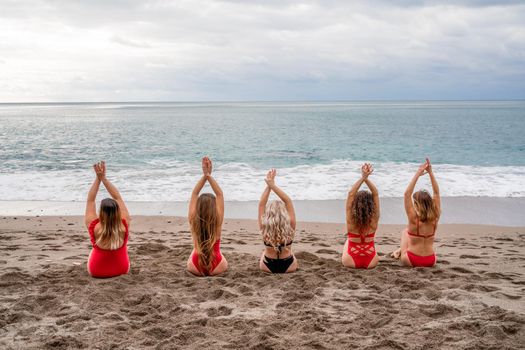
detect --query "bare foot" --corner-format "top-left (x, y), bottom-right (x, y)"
top-left (391, 248), bottom-right (401, 259)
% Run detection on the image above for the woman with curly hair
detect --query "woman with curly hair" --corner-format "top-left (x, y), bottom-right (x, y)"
top-left (391, 158), bottom-right (441, 267)
top-left (342, 163), bottom-right (380, 269)
top-left (258, 169), bottom-right (298, 273)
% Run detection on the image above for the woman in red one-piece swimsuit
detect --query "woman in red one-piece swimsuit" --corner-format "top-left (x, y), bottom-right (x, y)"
top-left (342, 163), bottom-right (380, 269)
top-left (84, 161), bottom-right (131, 278)
top-left (186, 157), bottom-right (228, 276)
top-left (391, 158), bottom-right (441, 267)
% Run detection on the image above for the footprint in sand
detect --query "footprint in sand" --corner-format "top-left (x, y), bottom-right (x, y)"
top-left (459, 254), bottom-right (482, 259)
top-left (206, 306), bottom-right (232, 317)
top-left (418, 303), bottom-right (461, 317)
top-left (315, 249), bottom-right (338, 255)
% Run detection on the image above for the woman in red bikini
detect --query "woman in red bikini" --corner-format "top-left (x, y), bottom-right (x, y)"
top-left (85, 161), bottom-right (131, 278)
top-left (392, 158), bottom-right (441, 267)
top-left (342, 163), bottom-right (380, 269)
top-left (186, 156), bottom-right (228, 276)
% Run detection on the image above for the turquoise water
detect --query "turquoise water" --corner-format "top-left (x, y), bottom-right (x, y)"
top-left (0, 101), bottom-right (524, 200)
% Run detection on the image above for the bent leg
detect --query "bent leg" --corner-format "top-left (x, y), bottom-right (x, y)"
top-left (210, 255), bottom-right (228, 276)
top-left (342, 239), bottom-right (357, 268)
top-left (87, 250), bottom-right (93, 276)
top-left (392, 229), bottom-right (410, 259)
top-left (285, 254), bottom-right (298, 273)
top-left (366, 253), bottom-right (380, 269)
top-left (400, 251), bottom-right (413, 267)
top-left (259, 253), bottom-right (272, 273)
top-left (186, 254), bottom-right (202, 276)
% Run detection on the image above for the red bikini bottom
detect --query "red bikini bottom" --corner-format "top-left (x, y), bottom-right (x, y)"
top-left (406, 250), bottom-right (436, 267)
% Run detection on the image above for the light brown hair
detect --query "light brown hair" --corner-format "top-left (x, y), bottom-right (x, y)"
top-left (351, 190), bottom-right (376, 234)
top-left (413, 190), bottom-right (440, 223)
top-left (97, 198), bottom-right (125, 250)
top-left (191, 193), bottom-right (219, 273)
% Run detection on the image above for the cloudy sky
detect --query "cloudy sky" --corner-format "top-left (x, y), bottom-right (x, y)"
top-left (1, 0), bottom-right (524, 102)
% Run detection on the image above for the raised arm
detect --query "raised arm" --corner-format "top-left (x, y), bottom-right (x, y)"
top-left (405, 160), bottom-right (428, 221)
top-left (258, 184), bottom-right (271, 230)
top-left (264, 169), bottom-right (296, 230)
top-left (207, 175), bottom-right (224, 224)
top-left (346, 163), bottom-right (372, 224)
top-left (96, 161), bottom-right (130, 223)
top-left (203, 157), bottom-right (224, 224)
top-left (85, 170), bottom-right (101, 228)
top-left (364, 176), bottom-right (380, 220)
top-left (188, 174), bottom-right (207, 223)
top-left (426, 158), bottom-right (441, 216)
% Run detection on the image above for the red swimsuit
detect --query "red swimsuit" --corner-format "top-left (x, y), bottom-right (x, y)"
top-left (406, 220), bottom-right (436, 267)
top-left (347, 232), bottom-right (376, 269)
top-left (191, 240), bottom-right (223, 276)
top-left (88, 219), bottom-right (130, 278)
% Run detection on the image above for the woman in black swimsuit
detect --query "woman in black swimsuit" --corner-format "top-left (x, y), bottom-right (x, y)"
top-left (258, 169), bottom-right (298, 273)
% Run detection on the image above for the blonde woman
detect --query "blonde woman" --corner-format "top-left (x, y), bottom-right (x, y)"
top-left (85, 161), bottom-right (131, 278)
top-left (392, 158), bottom-right (441, 267)
top-left (342, 163), bottom-right (380, 269)
top-left (258, 169), bottom-right (298, 273)
top-left (187, 156), bottom-right (228, 276)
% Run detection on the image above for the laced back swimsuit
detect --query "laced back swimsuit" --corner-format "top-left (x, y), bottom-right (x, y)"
top-left (347, 231), bottom-right (376, 268)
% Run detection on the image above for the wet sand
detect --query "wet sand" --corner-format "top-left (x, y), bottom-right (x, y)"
top-left (0, 216), bottom-right (524, 349)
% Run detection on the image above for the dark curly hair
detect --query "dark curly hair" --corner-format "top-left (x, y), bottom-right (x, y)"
top-left (351, 190), bottom-right (375, 233)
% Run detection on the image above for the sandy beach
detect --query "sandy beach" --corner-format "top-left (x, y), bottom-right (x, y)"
top-left (1, 216), bottom-right (524, 349)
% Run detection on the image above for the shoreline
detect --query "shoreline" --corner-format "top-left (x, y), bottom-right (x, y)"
top-left (1, 196), bottom-right (524, 226)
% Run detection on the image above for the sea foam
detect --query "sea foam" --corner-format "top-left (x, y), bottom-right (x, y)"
top-left (1, 160), bottom-right (524, 201)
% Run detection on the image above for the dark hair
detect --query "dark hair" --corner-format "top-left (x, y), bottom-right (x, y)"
top-left (351, 190), bottom-right (375, 234)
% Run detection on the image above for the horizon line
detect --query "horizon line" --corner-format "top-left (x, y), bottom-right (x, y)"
top-left (1, 98), bottom-right (524, 104)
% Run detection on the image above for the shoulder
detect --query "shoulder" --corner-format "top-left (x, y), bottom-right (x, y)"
top-left (88, 218), bottom-right (100, 231)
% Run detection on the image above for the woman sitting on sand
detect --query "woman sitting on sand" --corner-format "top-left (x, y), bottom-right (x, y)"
top-left (258, 169), bottom-right (298, 273)
top-left (342, 163), bottom-right (380, 269)
top-left (187, 157), bottom-right (228, 276)
top-left (85, 161), bottom-right (131, 278)
top-left (392, 158), bottom-right (441, 267)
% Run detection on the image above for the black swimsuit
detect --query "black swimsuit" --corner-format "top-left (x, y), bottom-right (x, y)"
top-left (263, 241), bottom-right (294, 273)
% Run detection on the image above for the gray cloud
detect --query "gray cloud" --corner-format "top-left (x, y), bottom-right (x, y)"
top-left (0, 0), bottom-right (524, 101)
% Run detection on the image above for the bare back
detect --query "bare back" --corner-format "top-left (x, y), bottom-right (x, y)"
top-left (406, 218), bottom-right (437, 256)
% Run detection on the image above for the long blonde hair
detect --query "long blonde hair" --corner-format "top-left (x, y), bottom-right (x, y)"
top-left (261, 200), bottom-right (294, 252)
top-left (413, 190), bottom-right (440, 223)
top-left (97, 198), bottom-right (125, 250)
top-left (191, 193), bottom-right (220, 273)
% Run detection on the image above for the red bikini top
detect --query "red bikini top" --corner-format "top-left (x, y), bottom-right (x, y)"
top-left (407, 218), bottom-right (436, 238)
top-left (347, 231), bottom-right (375, 243)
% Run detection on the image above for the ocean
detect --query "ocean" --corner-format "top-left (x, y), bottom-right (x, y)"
top-left (1, 101), bottom-right (524, 202)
